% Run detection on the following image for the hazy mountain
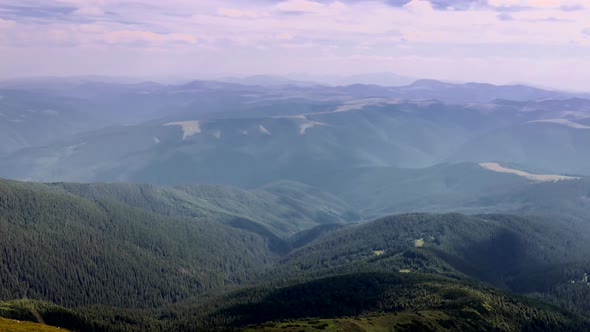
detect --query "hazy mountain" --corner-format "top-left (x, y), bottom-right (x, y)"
top-left (300, 162), bottom-right (531, 217)
top-left (300, 162), bottom-right (590, 220)
top-left (294, 72), bottom-right (416, 86)
top-left (217, 75), bottom-right (320, 87)
top-left (0, 90), bottom-right (98, 153)
top-left (451, 120), bottom-right (590, 175)
top-left (397, 79), bottom-right (572, 103)
top-left (2, 87), bottom-right (589, 184)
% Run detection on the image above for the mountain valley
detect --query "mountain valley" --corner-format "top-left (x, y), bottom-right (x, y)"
top-left (1, 77), bottom-right (590, 331)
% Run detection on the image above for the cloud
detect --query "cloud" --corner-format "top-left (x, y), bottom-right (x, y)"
top-left (488, 0), bottom-right (584, 10)
top-left (560, 3), bottom-right (584, 11)
top-left (0, 4), bottom-right (78, 24)
top-left (275, 0), bottom-right (324, 13)
top-left (380, 0), bottom-right (488, 10)
top-left (73, 7), bottom-right (105, 16)
top-left (280, 42), bottom-right (317, 48)
top-left (217, 8), bottom-right (260, 18)
top-left (106, 30), bottom-right (197, 45)
top-left (0, 18), bottom-right (16, 29)
top-left (403, 0), bottom-right (436, 13)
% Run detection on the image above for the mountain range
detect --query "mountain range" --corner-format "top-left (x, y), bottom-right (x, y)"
top-left (1, 78), bottom-right (590, 185)
top-left (2, 76), bottom-right (590, 331)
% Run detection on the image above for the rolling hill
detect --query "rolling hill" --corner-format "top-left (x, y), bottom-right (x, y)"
top-left (3, 95), bottom-right (589, 185)
top-left (50, 180), bottom-right (358, 238)
top-left (1, 178), bottom-right (590, 330)
top-left (210, 272), bottom-right (590, 332)
top-left (2, 78), bottom-right (590, 185)
top-left (0, 179), bottom-right (279, 308)
top-left (452, 120), bottom-right (590, 175)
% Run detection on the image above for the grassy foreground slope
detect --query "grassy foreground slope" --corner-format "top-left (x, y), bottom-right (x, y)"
top-left (0, 317), bottom-right (69, 332)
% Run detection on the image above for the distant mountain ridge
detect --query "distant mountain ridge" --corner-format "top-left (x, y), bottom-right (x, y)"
top-left (2, 76), bottom-right (590, 196)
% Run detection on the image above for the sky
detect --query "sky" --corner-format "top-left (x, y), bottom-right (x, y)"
top-left (0, 0), bottom-right (589, 90)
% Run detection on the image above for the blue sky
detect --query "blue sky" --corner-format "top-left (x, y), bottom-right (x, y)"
top-left (0, 0), bottom-right (589, 90)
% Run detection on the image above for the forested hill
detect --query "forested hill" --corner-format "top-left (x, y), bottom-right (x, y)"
top-left (168, 213), bottom-right (590, 330)
top-left (201, 272), bottom-right (590, 332)
top-left (1, 179), bottom-right (590, 330)
top-left (49, 180), bottom-right (359, 237)
top-left (270, 213), bottom-right (590, 320)
top-left (0, 179), bottom-right (278, 308)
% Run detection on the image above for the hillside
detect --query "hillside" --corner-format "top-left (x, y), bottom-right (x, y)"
top-left (452, 120), bottom-right (590, 175)
top-left (1, 180), bottom-right (590, 330)
top-left (277, 213), bottom-right (589, 280)
top-left (50, 180), bottom-right (358, 238)
top-left (0, 90), bottom-right (97, 154)
top-left (188, 272), bottom-right (590, 331)
top-left (0, 317), bottom-right (69, 332)
top-left (267, 213), bottom-right (590, 318)
top-left (3, 90), bottom-right (590, 185)
top-left (300, 162), bottom-right (531, 217)
top-left (0, 179), bottom-right (278, 308)
top-left (1, 177), bottom-right (590, 330)
top-left (299, 162), bottom-right (590, 221)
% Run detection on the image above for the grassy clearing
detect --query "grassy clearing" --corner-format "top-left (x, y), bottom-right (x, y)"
top-left (0, 317), bottom-right (69, 332)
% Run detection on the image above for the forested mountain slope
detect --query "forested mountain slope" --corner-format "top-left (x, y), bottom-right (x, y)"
top-left (0, 179), bottom-right (278, 308)
top-left (2, 179), bottom-right (590, 330)
top-left (301, 163), bottom-right (590, 220)
top-left (270, 213), bottom-right (590, 318)
top-left (205, 272), bottom-right (590, 332)
top-left (50, 180), bottom-right (358, 237)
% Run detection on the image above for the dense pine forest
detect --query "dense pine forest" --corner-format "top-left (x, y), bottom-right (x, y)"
top-left (1, 178), bottom-right (590, 331)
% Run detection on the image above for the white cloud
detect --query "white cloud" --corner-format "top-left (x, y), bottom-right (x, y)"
top-left (217, 8), bottom-right (260, 18)
top-left (0, 18), bottom-right (16, 29)
top-left (275, 0), bottom-right (324, 13)
top-left (106, 30), bottom-right (197, 44)
top-left (488, 0), bottom-right (583, 9)
top-left (73, 7), bottom-right (105, 16)
top-left (403, 0), bottom-right (436, 13)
